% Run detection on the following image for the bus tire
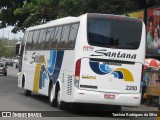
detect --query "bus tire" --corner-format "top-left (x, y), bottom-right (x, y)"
top-left (57, 88), bottom-right (66, 109)
top-left (49, 84), bottom-right (57, 107)
top-left (22, 76), bottom-right (32, 96)
top-left (24, 89), bottom-right (32, 96)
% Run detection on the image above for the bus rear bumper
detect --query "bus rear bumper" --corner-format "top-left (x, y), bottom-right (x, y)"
top-left (73, 90), bottom-right (141, 106)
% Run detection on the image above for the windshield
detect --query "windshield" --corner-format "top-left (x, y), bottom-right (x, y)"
top-left (87, 14), bottom-right (142, 49)
top-left (0, 63), bottom-right (4, 67)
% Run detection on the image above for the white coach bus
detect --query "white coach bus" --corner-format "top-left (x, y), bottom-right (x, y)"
top-left (16, 13), bottom-right (146, 110)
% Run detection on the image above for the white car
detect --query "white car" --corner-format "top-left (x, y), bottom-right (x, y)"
top-left (0, 62), bottom-right (7, 76)
top-left (13, 59), bottom-right (19, 68)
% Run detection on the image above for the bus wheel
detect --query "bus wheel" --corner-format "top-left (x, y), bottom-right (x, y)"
top-left (49, 84), bottom-right (57, 107)
top-left (56, 88), bottom-right (66, 109)
top-left (24, 89), bottom-right (32, 96)
top-left (23, 77), bottom-right (31, 96)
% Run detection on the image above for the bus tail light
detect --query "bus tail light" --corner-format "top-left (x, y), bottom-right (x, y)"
top-left (141, 65), bottom-right (144, 82)
top-left (75, 59), bottom-right (81, 88)
top-left (75, 59), bottom-right (81, 79)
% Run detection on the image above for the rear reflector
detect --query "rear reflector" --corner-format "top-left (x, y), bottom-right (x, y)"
top-left (104, 94), bottom-right (115, 99)
top-left (80, 84), bottom-right (97, 89)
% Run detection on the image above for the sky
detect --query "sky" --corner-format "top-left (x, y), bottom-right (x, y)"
top-left (0, 26), bottom-right (24, 40)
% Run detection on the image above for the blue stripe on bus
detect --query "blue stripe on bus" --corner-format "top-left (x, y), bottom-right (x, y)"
top-left (89, 61), bottom-right (106, 75)
top-left (99, 64), bottom-right (112, 73)
top-left (39, 65), bottom-right (47, 89)
top-left (39, 50), bottom-right (64, 89)
top-left (47, 50), bottom-right (57, 75)
top-left (49, 50), bottom-right (64, 84)
top-left (113, 71), bottom-right (123, 79)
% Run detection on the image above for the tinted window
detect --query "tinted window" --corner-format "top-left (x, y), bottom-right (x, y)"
top-left (38, 29), bottom-right (47, 49)
top-left (21, 31), bottom-right (28, 54)
top-left (26, 31), bottom-right (34, 50)
top-left (53, 27), bottom-right (62, 49)
top-left (48, 28), bottom-right (56, 49)
top-left (23, 31), bottom-right (28, 44)
top-left (88, 15), bottom-right (142, 49)
top-left (67, 24), bottom-right (79, 49)
top-left (32, 30), bottom-right (40, 50)
top-left (0, 63), bottom-right (4, 67)
top-left (42, 28), bottom-right (52, 49)
top-left (59, 25), bottom-right (71, 49)
top-left (22, 31), bottom-right (28, 49)
top-left (37, 30), bottom-right (43, 49)
top-left (41, 29), bottom-right (47, 49)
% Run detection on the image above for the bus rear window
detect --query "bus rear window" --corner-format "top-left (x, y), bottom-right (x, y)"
top-left (87, 15), bottom-right (142, 49)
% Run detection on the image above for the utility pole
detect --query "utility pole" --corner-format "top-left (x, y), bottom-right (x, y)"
top-left (2, 29), bottom-right (4, 38)
top-left (8, 31), bottom-right (10, 46)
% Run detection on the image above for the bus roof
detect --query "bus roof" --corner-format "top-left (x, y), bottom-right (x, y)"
top-left (26, 13), bottom-right (142, 32)
top-left (27, 16), bottom-right (80, 31)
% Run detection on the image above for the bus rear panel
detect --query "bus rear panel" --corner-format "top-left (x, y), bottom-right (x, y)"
top-left (73, 13), bottom-right (145, 106)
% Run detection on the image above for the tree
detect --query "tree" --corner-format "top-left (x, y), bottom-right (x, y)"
top-left (0, 38), bottom-right (17, 58)
top-left (0, 0), bottom-right (137, 33)
top-left (0, 0), bottom-right (28, 33)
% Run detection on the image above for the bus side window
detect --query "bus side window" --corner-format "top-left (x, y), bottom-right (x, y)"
top-left (37, 30), bottom-right (45, 50)
top-left (21, 31), bottom-right (27, 55)
top-left (37, 30), bottom-right (42, 49)
top-left (53, 27), bottom-right (62, 49)
top-left (58, 25), bottom-right (71, 49)
top-left (32, 30), bottom-right (40, 50)
top-left (41, 29), bottom-right (47, 49)
top-left (49, 28), bottom-right (55, 49)
top-left (44, 28), bottom-right (53, 49)
top-left (67, 23), bottom-right (79, 49)
top-left (26, 31), bottom-right (34, 50)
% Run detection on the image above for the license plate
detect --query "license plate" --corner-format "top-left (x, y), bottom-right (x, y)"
top-left (104, 94), bottom-right (115, 99)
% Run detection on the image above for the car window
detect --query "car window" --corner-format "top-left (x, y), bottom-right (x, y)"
top-left (0, 64), bottom-right (4, 67)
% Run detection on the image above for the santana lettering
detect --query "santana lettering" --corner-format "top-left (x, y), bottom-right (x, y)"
top-left (91, 49), bottom-right (136, 59)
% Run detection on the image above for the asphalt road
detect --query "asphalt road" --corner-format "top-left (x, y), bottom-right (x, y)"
top-left (0, 66), bottom-right (158, 120)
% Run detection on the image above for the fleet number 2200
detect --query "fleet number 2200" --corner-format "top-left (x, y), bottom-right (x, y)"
top-left (126, 85), bottom-right (137, 91)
